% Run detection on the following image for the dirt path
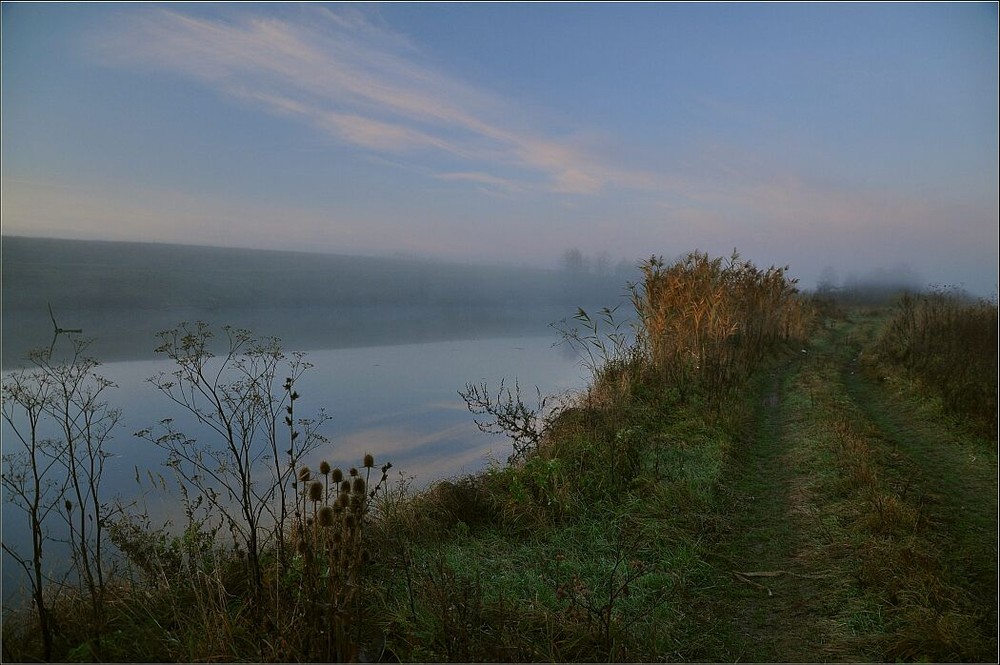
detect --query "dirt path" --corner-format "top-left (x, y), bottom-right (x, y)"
top-left (687, 341), bottom-right (876, 662)
top-left (686, 316), bottom-right (997, 661)
top-left (704, 360), bottom-right (862, 662)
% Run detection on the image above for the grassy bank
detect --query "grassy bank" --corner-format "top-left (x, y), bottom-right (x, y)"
top-left (4, 252), bottom-right (995, 662)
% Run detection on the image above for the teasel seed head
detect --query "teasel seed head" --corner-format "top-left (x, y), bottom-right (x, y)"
top-left (340, 480), bottom-right (351, 494)
top-left (349, 467), bottom-right (358, 477)
top-left (298, 466), bottom-right (311, 482)
top-left (336, 493), bottom-right (350, 510)
top-left (319, 460), bottom-right (331, 475)
top-left (352, 477), bottom-right (366, 495)
top-left (363, 453), bottom-right (375, 469)
top-left (308, 481), bottom-right (323, 502)
top-left (331, 467), bottom-right (344, 483)
top-left (318, 505), bottom-right (335, 527)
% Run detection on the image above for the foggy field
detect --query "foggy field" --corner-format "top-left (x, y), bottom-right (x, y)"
top-left (1, 236), bottom-right (630, 366)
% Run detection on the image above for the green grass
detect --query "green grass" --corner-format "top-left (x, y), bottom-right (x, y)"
top-left (361, 370), bottom-right (747, 662)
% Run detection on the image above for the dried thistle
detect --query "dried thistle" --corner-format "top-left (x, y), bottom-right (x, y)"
top-left (318, 505), bottom-right (335, 527)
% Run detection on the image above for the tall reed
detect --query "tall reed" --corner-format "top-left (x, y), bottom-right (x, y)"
top-left (630, 251), bottom-right (809, 402)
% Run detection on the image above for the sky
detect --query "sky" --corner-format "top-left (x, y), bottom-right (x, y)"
top-left (2, 2), bottom-right (997, 295)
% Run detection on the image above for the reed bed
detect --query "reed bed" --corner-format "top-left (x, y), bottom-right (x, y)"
top-left (629, 251), bottom-right (810, 402)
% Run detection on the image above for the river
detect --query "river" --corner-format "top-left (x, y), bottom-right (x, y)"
top-left (2, 313), bottom-right (592, 601)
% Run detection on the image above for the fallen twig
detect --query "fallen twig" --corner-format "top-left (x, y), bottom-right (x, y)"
top-left (733, 572), bottom-right (772, 596)
top-left (736, 570), bottom-right (832, 580)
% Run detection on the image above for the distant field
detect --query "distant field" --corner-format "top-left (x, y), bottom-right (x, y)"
top-left (2, 236), bottom-right (625, 311)
top-left (2, 236), bottom-right (628, 365)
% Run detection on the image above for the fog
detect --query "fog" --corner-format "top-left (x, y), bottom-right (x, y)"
top-left (809, 263), bottom-right (995, 306)
top-left (2, 236), bottom-right (634, 367)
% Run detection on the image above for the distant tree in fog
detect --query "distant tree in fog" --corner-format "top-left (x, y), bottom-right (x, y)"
top-left (593, 251), bottom-right (612, 276)
top-left (559, 248), bottom-right (641, 285)
top-left (561, 248), bottom-right (590, 274)
top-left (816, 266), bottom-right (839, 295)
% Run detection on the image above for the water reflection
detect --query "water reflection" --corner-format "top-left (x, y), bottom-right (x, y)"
top-left (2, 333), bottom-right (587, 600)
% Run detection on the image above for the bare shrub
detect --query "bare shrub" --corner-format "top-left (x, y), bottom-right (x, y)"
top-left (137, 322), bottom-right (329, 600)
top-left (459, 378), bottom-right (557, 463)
top-left (2, 336), bottom-right (120, 658)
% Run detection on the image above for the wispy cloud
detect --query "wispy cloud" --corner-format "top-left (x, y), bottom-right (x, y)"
top-left (91, 7), bottom-right (653, 195)
top-left (75, 5), bottom-right (997, 292)
top-left (433, 171), bottom-right (525, 194)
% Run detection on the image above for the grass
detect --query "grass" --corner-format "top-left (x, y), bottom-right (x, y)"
top-left (868, 289), bottom-right (998, 436)
top-left (672, 308), bottom-right (997, 663)
top-left (795, 312), bottom-right (996, 661)
top-left (364, 381), bottom-right (746, 662)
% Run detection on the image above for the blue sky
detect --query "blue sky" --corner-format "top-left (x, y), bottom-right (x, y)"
top-left (2, 2), bottom-right (997, 294)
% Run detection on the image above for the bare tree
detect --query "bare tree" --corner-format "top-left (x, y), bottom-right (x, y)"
top-left (459, 378), bottom-right (554, 463)
top-left (138, 322), bottom-right (328, 598)
top-left (2, 365), bottom-right (60, 661)
top-left (2, 336), bottom-right (119, 659)
top-left (37, 339), bottom-right (120, 632)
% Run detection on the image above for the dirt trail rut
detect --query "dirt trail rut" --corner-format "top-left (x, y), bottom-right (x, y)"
top-left (689, 344), bottom-right (875, 662)
top-left (688, 318), bottom-right (997, 661)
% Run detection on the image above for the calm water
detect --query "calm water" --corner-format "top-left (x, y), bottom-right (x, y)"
top-left (2, 328), bottom-right (588, 601)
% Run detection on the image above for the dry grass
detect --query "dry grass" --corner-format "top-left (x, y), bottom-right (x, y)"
top-left (871, 289), bottom-right (998, 436)
top-left (631, 251), bottom-right (811, 403)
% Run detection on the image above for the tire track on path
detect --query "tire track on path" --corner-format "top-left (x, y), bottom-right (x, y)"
top-left (689, 333), bottom-right (878, 662)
